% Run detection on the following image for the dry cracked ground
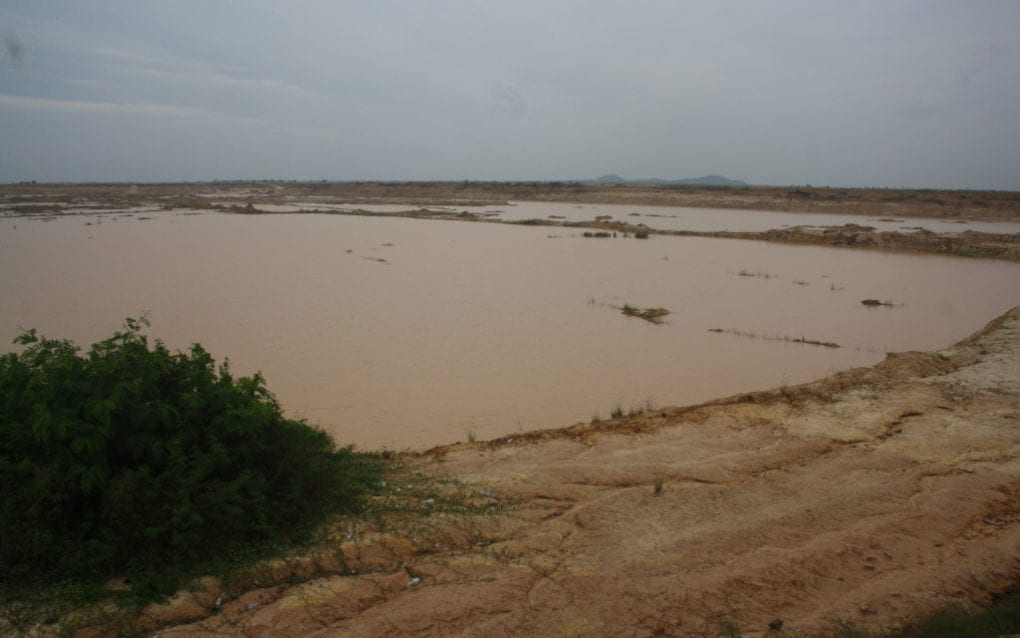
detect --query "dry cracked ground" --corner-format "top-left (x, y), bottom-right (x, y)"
top-left (110, 308), bottom-right (1020, 637)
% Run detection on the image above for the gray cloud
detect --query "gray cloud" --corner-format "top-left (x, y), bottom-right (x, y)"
top-left (3, 32), bottom-right (23, 64)
top-left (1, 1), bottom-right (1018, 188)
top-left (0, 94), bottom-right (268, 127)
top-left (489, 81), bottom-right (528, 120)
top-left (81, 45), bottom-right (318, 99)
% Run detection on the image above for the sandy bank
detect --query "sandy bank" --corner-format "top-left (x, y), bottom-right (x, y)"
top-left (132, 307), bottom-right (1020, 638)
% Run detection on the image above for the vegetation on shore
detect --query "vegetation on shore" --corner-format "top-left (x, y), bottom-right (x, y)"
top-left (899, 588), bottom-right (1020, 637)
top-left (0, 318), bottom-right (386, 607)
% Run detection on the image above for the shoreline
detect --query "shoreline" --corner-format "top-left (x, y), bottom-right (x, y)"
top-left (4, 181), bottom-right (1020, 222)
top-left (131, 306), bottom-right (1020, 637)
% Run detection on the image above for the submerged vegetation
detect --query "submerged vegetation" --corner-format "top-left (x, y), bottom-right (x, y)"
top-left (0, 318), bottom-right (385, 603)
top-left (621, 304), bottom-right (670, 324)
top-left (708, 327), bottom-right (841, 348)
top-left (861, 298), bottom-right (896, 307)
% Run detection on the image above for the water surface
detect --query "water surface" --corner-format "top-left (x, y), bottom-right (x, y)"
top-left (255, 200), bottom-right (1020, 234)
top-left (1, 211), bottom-right (1017, 449)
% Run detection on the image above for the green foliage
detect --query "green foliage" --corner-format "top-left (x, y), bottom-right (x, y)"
top-left (901, 590), bottom-right (1020, 637)
top-left (716, 621), bottom-right (743, 638)
top-left (0, 318), bottom-right (383, 594)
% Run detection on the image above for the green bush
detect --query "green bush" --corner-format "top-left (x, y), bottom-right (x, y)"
top-left (901, 589), bottom-right (1020, 637)
top-left (0, 318), bottom-right (382, 591)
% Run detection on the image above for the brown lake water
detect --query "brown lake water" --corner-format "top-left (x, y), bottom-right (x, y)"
top-left (2, 211), bottom-right (1018, 450)
top-left (247, 200), bottom-right (1020, 234)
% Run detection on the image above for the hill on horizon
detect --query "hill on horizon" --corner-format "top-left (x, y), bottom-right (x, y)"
top-left (594, 174), bottom-right (749, 186)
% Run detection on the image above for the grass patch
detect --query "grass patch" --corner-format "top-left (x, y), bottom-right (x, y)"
top-left (717, 620), bottom-right (744, 637)
top-left (606, 398), bottom-right (654, 421)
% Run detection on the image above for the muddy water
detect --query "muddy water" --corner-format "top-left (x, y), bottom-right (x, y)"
top-left (250, 200), bottom-right (1020, 234)
top-left (1, 212), bottom-right (1018, 450)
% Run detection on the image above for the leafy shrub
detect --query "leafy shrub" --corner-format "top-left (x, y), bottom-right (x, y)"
top-left (0, 318), bottom-right (382, 591)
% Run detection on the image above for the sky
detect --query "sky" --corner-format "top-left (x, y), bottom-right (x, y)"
top-left (1, 1), bottom-right (1018, 189)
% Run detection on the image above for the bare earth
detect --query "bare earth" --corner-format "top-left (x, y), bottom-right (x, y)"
top-left (135, 308), bottom-right (1020, 638)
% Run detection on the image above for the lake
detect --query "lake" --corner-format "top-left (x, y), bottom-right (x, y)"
top-left (1, 210), bottom-right (1017, 449)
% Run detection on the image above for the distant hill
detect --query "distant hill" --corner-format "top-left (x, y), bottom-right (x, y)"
top-left (594, 174), bottom-right (748, 186)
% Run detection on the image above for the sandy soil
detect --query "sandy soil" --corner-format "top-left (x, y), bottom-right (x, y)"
top-left (126, 307), bottom-right (1020, 638)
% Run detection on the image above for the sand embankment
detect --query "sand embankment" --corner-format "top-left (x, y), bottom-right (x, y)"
top-left (144, 308), bottom-right (1020, 637)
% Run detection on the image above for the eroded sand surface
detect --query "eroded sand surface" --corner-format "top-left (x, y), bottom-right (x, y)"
top-left (146, 309), bottom-right (1020, 638)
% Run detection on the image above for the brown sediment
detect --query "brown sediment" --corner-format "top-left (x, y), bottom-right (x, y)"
top-left (5, 183), bottom-right (1019, 261)
top-left (571, 221), bottom-right (1020, 262)
top-left (122, 307), bottom-right (1020, 638)
top-left (715, 224), bottom-right (1020, 262)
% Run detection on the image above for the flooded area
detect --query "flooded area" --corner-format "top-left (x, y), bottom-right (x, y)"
top-left (246, 200), bottom-right (1020, 234)
top-left (1, 211), bottom-right (1018, 450)
top-left (494, 201), bottom-right (1020, 234)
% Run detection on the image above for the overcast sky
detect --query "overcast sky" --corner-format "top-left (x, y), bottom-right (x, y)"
top-left (1, 1), bottom-right (1018, 188)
